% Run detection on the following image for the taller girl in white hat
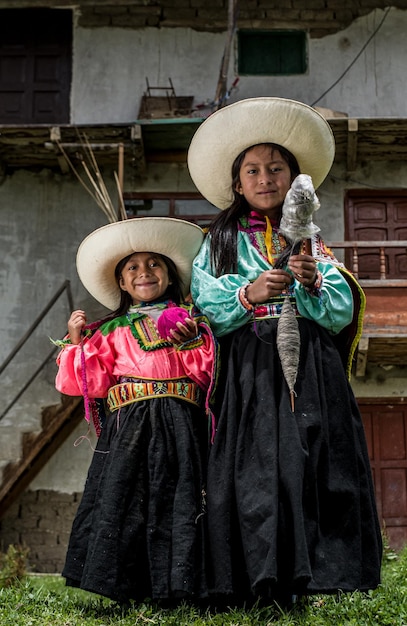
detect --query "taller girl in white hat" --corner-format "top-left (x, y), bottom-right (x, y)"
top-left (188, 98), bottom-right (382, 608)
top-left (54, 217), bottom-right (218, 605)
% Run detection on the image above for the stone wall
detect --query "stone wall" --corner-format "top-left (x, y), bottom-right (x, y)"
top-left (0, 1), bottom-right (406, 37)
top-left (0, 490), bottom-right (81, 574)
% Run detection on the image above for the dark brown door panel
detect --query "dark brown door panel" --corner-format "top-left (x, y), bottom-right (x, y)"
top-left (0, 9), bottom-right (72, 124)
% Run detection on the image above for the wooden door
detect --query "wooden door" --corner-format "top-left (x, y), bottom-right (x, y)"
top-left (361, 402), bottom-right (407, 550)
top-left (0, 9), bottom-right (72, 124)
top-left (345, 190), bottom-right (407, 279)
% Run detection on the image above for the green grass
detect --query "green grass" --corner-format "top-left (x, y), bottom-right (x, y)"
top-left (1, 544), bottom-right (407, 625)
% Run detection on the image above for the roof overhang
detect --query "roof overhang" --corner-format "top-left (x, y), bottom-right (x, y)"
top-left (0, 116), bottom-right (407, 174)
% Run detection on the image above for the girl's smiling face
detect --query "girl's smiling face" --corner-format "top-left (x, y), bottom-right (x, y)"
top-left (119, 252), bottom-right (170, 304)
top-left (236, 144), bottom-right (293, 219)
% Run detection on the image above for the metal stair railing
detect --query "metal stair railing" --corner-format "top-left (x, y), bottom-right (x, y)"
top-left (0, 279), bottom-right (74, 422)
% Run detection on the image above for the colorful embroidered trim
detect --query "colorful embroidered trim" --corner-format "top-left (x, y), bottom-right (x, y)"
top-left (310, 234), bottom-right (345, 268)
top-left (127, 314), bottom-right (171, 351)
top-left (253, 297), bottom-right (302, 320)
top-left (177, 334), bottom-right (204, 350)
top-left (107, 379), bottom-right (203, 411)
top-left (337, 267), bottom-right (367, 381)
top-left (238, 213), bottom-right (287, 264)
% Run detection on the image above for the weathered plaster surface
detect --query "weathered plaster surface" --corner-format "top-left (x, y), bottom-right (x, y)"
top-left (71, 10), bottom-right (407, 124)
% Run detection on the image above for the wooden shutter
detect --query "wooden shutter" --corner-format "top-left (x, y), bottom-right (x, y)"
top-left (345, 190), bottom-right (407, 279)
top-left (0, 9), bottom-right (72, 124)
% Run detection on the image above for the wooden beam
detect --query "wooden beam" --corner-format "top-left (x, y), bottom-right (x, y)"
top-left (49, 127), bottom-right (70, 174)
top-left (347, 118), bottom-right (358, 172)
top-left (131, 123), bottom-right (147, 177)
top-left (356, 335), bottom-right (369, 377)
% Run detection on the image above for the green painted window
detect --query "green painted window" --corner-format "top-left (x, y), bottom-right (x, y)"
top-left (238, 30), bottom-right (307, 75)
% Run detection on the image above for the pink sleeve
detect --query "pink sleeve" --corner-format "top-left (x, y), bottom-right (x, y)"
top-left (55, 331), bottom-right (116, 398)
top-left (177, 323), bottom-right (216, 391)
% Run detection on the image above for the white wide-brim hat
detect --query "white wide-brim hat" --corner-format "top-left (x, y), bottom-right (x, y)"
top-left (76, 217), bottom-right (204, 310)
top-left (188, 97), bottom-right (335, 210)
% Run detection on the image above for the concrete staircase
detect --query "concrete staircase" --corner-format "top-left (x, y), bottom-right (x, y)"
top-left (0, 395), bottom-right (84, 518)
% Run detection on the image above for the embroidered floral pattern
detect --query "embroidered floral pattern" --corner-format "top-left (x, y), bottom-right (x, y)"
top-left (127, 315), bottom-right (170, 351)
top-left (239, 213), bottom-right (288, 265)
top-left (126, 301), bottom-right (199, 352)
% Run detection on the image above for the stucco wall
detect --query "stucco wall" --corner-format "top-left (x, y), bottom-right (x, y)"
top-left (71, 9), bottom-right (407, 124)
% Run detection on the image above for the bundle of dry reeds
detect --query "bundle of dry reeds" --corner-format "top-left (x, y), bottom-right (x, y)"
top-left (55, 131), bottom-right (126, 223)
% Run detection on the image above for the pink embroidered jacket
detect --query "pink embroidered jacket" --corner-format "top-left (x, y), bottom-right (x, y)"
top-left (55, 303), bottom-right (217, 400)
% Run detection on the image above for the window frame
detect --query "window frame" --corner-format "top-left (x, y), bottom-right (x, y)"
top-left (237, 29), bottom-right (307, 76)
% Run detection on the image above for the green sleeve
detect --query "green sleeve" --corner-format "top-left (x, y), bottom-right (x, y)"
top-left (191, 232), bottom-right (354, 338)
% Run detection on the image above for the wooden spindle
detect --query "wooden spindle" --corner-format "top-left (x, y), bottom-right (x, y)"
top-left (352, 247), bottom-right (359, 278)
top-left (379, 246), bottom-right (386, 279)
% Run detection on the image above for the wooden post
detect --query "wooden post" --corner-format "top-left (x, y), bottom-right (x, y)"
top-left (117, 142), bottom-right (125, 220)
top-left (213, 0), bottom-right (238, 111)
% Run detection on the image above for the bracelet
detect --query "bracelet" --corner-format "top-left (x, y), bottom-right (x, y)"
top-left (304, 270), bottom-right (323, 296)
top-left (177, 332), bottom-right (203, 350)
top-left (239, 284), bottom-right (254, 311)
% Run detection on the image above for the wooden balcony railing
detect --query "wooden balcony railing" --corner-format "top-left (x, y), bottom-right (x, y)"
top-left (326, 240), bottom-right (407, 287)
top-left (325, 241), bottom-right (407, 375)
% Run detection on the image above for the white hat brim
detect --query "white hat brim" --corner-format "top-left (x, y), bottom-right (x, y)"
top-left (76, 217), bottom-right (204, 310)
top-left (187, 97), bottom-right (335, 210)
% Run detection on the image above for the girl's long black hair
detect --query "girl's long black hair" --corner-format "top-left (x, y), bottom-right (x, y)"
top-left (207, 143), bottom-right (300, 277)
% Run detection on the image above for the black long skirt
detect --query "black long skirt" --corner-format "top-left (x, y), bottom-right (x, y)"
top-left (62, 397), bottom-right (209, 603)
top-left (206, 317), bottom-right (382, 602)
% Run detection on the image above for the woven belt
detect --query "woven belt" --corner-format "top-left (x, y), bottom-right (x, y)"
top-left (107, 379), bottom-right (203, 412)
top-left (253, 297), bottom-right (302, 320)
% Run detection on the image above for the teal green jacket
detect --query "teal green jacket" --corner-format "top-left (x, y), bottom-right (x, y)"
top-left (191, 231), bottom-right (354, 338)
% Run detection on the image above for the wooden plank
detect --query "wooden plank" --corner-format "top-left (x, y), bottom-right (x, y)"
top-left (347, 118), bottom-right (358, 172)
top-left (2, 118), bottom-right (407, 170)
top-left (0, 123), bottom-right (145, 173)
top-left (356, 335), bottom-right (369, 377)
top-left (327, 241), bottom-right (407, 248)
top-left (360, 337), bottom-right (407, 364)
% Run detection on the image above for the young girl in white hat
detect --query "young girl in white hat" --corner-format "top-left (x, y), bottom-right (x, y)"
top-left (54, 217), bottom-right (218, 605)
top-left (188, 97), bottom-right (382, 608)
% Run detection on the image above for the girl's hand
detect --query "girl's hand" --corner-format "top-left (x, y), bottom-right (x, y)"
top-left (167, 317), bottom-right (199, 345)
top-left (67, 310), bottom-right (87, 345)
top-left (245, 269), bottom-right (293, 304)
top-left (288, 254), bottom-right (318, 287)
